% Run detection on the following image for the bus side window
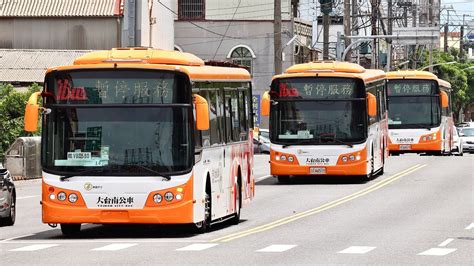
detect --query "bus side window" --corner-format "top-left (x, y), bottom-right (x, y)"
top-left (207, 89), bottom-right (222, 145)
top-left (239, 89), bottom-right (248, 141)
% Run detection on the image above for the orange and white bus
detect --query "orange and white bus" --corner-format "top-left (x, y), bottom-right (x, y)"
top-left (386, 71), bottom-right (453, 155)
top-left (261, 62), bottom-right (388, 183)
top-left (24, 48), bottom-right (254, 235)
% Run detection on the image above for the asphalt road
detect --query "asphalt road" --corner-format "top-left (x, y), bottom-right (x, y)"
top-left (1, 154), bottom-right (472, 265)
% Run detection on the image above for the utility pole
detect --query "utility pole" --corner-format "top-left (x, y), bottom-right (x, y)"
top-left (412, 4), bottom-right (417, 27)
top-left (343, 0), bottom-right (351, 61)
top-left (444, 23), bottom-right (449, 52)
top-left (321, 0), bottom-right (331, 60)
top-left (387, 0), bottom-right (392, 71)
top-left (274, 0), bottom-right (282, 74)
top-left (351, 0), bottom-right (358, 63)
top-left (428, 0), bottom-right (433, 72)
top-left (370, 0), bottom-right (378, 68)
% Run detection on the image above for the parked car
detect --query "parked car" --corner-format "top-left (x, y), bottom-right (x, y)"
top-left (457, 122), bottom-right (474, 128)
top-left (254, 129), bottom-right (270, 154)
top-left (0, 163), bottom-right (16, 226)
top-left (452, 126), bottom-right (463, 156)
top-left (459, 127), bottom-right (474, 153)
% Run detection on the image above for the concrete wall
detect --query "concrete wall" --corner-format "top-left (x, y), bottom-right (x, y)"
top-left (173, 0), bottom-right (291, 20)
top-left (0, 18), bottom-right (119, 50)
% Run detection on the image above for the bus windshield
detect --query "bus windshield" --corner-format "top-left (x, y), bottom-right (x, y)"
top-left (42, 69), bottom-right (193, 176)
top-left (387, 80), bottom-right (440, 129)
top-left (270, 78), bottom-right (367, 145)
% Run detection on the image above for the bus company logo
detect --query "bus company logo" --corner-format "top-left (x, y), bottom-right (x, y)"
top-left (396, 137), bottom-right (415, 143)
top-left (84, 182), bottom-right (102, 191)
top-left (306, 157), bottom-right (330, 165)
top-left (297, 149), bottom-right (309, 154)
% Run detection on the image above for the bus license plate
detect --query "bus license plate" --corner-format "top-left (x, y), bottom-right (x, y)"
top-left (310, 167), bottom-right (326, 175)
top-left (400, 144), bottom-right (411, 150)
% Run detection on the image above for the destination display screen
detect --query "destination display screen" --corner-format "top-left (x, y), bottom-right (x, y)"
top-left (46, 69), bottom-right (188, 104)
top-left (387, 79), bottom-right (437, 96)
top-left (272, 78), bottom-right (362, 99)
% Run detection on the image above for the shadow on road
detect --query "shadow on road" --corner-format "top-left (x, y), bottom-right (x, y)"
top-left (10, 219), bottom-right (248, 240)
top-left (257, 175), bottom-right (378, 186)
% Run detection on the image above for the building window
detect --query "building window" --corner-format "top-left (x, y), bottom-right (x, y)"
top-left (230, 47), bottom-right (253, 74)
top-left (178, 0), bottom-right (205, 20)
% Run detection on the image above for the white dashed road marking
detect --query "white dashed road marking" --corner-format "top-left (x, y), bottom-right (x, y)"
top-left (338, 246), bottom-right (376, 254)
top-left (10, 244), bottom-right (59, 252)
top-left (418, 248), bottom-right (457, 256)
top-left (256, 175), bottom-right (272, 182)
top-left (256, 245), bottom-right (297, 252)
top-left (176, 243), bottom-right (218, 251)
top-left (465, 223), bottom-right (474, 230)
top-left (92, 243), bottom-right (138, 251)
top-left (438, 238), bottom-right (454, 247)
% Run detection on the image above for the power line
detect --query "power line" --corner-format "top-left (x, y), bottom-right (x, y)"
top-left (156, 0), bottom-right (242, 39)
top-left (212, 0), bottom-right (243, 60)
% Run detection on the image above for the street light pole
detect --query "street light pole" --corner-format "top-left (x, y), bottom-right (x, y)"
top-left (417, 61), bottom-right (456, 71)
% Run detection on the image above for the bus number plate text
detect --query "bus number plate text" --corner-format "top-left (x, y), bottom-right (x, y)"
top-left (399, 144), bottom-right (411, 150)
top-left (310, 167), bottom-right (326, 175)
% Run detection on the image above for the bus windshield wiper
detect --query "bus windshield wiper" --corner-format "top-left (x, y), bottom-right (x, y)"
top-left (320, 134), bottom-right (353, 148)
top-left (282, 139), bottom-right (314, 148)
top-left (60, 167), bottom-right (107, 181)
top-left (124, 164), bottom-right (171, 181)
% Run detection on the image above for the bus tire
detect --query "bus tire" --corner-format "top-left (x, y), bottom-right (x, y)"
top-left (60, 223), bottom-right (81, 236)
top-left (230, 178), bottom-right (241, 225)
top-left (194, 182), bottom-right (211, 234)
top-left (277, 175), bottom-right (291, 184)
top-left (367, 148), bottom-right (374, 180)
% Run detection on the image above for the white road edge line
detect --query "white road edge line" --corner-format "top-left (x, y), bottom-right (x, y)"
top-left (0, 234), bottom-right (35, 243)
top-left (17, 195), bottom-right (40, 200)
top-left (256, 244), bottom-right (297, 252)
top-left (256, 175), bottom-right (273, 182)
top-left (438, 238), bottom-right (454, 247)
top-left (418, 248), bottom-right (457, 256)
top-left (465, 223), bottom-right (474, 230)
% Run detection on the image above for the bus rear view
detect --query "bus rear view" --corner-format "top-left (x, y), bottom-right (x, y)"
top-left (386, 71), bottom-right (453, 155)
top-left (261, 62), bottom-right (388, 183)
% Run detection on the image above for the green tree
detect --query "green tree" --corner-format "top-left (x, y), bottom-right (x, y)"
top-left (0, 83), bottom-right (42, 162)
top-left (417, 48), bottom-right (474, 121)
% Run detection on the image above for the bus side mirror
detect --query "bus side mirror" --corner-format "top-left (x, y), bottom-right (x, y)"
top-left (440, 91), bottom-right (448, 108)
top-left (194, 94), bottom-right (210, 131)
top-left (24, 92), bottom-right (41, 132)
top-left (366, 92), bottom-right (377, 117)
top-left (261, 91), bottom-right (270, 117)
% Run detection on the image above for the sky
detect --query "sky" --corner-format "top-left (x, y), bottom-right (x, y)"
top-left (440, 0), bottom-right (474, 25)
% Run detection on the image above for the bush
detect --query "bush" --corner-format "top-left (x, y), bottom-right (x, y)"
top-left (0, 83), bottom-right (42, 162)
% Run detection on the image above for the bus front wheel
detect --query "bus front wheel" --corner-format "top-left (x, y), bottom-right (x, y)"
top-left (194, 190), bottom-right (211, 233)
top-left (60, 223), bottom-right (81, 236)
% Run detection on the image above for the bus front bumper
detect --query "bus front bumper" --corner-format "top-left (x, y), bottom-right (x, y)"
top-left (389, 140), bottom-right (441, 153)
top-left (42, 200), bottom-right (194, 224)
top-left (270, 160), bottom-right (368, 176)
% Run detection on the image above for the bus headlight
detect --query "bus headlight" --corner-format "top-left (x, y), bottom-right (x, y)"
top-left (57, 192), bottom-right (67, 201)
top-left (153, 193), bottom-right (162, 203)
top-left (280, 155), bottom-right (287, 161)
top-left (165, 192), bottom-right (174, 202)
top-left (342, 156), bottom-right (348, 162)
top-left (175, 193), bottom-right (183, 201)
top-left (349, 155), bottom-right (355, 161)
top-left (288, 156), bottom-right (294, 162)
top-left (68, 193), bottom-right (78, 203)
